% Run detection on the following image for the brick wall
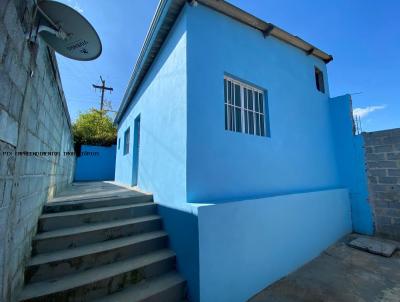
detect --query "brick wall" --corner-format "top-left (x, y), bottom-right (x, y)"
top-left (0, 0), bottom-right (75, 300)
top-left (363, 129), bottom-right (400, 241)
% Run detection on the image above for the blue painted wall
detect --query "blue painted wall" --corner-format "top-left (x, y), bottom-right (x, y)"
top-left (115, 5), bottom-right (187, 205)
top-left (186, 4), bottom-right (340, 203)
top-left (74, 145), bottom-right (116, 181)
top-left (115, 3), bottom-right (371, 302)
top-left (114, 7), bottom-right (200, 302)
top-left (329, 95), bottom-right (373, 234)
top-left (198, 189), bottom-right (352, 302)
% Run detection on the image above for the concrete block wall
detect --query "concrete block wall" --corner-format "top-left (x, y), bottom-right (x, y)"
top-left (363, 129), bottom-right (400, 240)
top-left (0, 0), bottom-right (75, 300)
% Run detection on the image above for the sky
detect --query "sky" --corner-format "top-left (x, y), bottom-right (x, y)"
top-left (56, 0), bottom-right (400, 131)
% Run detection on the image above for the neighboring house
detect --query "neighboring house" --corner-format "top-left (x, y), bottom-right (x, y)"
top-left (114, 1), bottom-right (373, 301)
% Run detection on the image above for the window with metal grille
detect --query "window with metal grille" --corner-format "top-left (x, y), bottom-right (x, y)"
top-left (224, 76), bottom-right (268, 137)
top-left (123, 128), bottom-right (130, 155)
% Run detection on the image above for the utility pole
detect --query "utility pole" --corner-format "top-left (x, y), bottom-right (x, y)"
top-left (92, 76), bottom-right (113, 111)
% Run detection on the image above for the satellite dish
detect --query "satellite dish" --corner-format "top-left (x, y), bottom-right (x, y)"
top-left (36, 0), bottom-right (102, 61)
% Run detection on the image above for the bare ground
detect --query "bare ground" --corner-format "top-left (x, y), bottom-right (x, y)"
top-left (249, 234), bottom-right (400, 302)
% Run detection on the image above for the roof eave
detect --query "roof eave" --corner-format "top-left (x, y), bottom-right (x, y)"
top-left (198, 0), bottom-right (333, 63)
top-left (115, 0), bottom-right (333, 124)
top-left (115, 0), bottom-right (186, 125)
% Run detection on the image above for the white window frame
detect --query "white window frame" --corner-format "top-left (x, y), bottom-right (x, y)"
top-left (224, 76), bottom-right (267, 137)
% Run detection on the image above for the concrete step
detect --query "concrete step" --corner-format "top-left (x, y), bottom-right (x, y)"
top-left (32, 215), bottom-right (162, 255)
top-left (19, 249), bottom-right (176, 302)
top-left (96, 272), bottom-right (186, 302)
top-left (38, 202), bottom-right (157, 232)
top-left (43, 194), bottom-right (153, 213)
top-left (26, 231), bottom-right (169, 283)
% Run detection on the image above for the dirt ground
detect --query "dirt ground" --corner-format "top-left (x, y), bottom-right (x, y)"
top-left (248, 234), bottom-right (400, 302)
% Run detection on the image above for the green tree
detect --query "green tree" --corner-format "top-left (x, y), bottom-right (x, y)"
top-left (72, 109), bottom-right (117, 147)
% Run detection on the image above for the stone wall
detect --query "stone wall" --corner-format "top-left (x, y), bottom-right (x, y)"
top-left (363, 129), bottom-right (400, 240)
top-left (0, 0), bottom-right (75, 300)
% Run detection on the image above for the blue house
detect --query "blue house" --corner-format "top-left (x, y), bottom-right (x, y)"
top-left (114, 1), bottom-right (373, 301)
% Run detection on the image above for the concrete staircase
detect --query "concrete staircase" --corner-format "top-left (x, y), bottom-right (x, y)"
top-left (18, 194), bottom-right (186, 302)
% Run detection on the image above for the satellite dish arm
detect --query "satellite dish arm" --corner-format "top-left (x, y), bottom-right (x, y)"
top-left (34, 0), bottom-right (58, 29)
top-left (34, 0), bottom-right (69, 40)
top-left (38, 25), bottom-right (68, 40)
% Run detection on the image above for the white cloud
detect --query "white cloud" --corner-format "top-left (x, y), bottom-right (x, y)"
top-left (353, 105), bottom-right (386, 118)
top-left (72, 4), bottom-right (84, 14)
top-left (63, 0), bottom-right (84, 13)
top-left (71, 1), bottom-right (84, 14)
